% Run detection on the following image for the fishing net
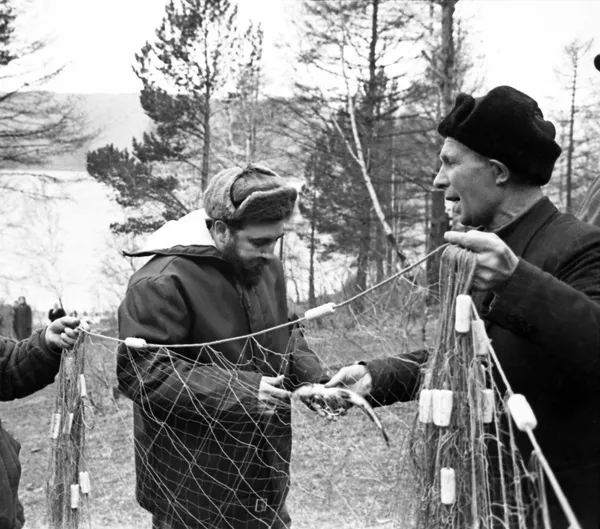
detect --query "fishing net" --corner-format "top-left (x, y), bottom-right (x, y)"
top-left (40, 248), bottom-right (580, 528)
top-left (46, 333), bottom-right (92, 528)
top-left (401, 245), bottom-right (551, 529)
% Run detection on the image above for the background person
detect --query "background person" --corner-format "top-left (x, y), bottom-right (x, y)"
top-left (13, 296), bottom-right (32, 341)
top-left (0, 299), bottom-right (15, 339)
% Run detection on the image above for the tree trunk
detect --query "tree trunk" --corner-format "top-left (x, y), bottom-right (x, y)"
top-left (566, 58), bottom-right (577, 213)
top-left (355, 211), bottom-right (371, 310)
top-left (308, 197), bottom-right (317, 308)
top-left (202, 85), bottom-right (211, 190)
top-left (426, 0), bottom-right (456, 297)
top-left (375, 223), bottom-right (385, 282)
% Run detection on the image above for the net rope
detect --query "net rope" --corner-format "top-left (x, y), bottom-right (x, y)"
top-left (41, 243), bottom-right (583, 529)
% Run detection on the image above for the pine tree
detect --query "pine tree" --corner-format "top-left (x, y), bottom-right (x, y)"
top-left (86, 0), bottom-right (263, 235)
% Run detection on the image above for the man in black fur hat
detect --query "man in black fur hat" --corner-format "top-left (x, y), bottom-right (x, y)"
top-left (117, 164), bottom-right (324, 529)
top-left (328, 86), bottom-right (600, 528)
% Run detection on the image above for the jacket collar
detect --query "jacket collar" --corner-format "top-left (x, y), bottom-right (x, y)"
top-left (492, 196), bottom-right (558, 257)
top-left (124, 209), bottom-right (221, 259)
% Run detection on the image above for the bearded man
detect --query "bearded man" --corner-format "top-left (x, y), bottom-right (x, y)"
top-left (117, 164), bottom-right (324, 529)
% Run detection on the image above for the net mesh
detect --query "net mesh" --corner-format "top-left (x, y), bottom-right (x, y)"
top-left (399, 246), bottom-right (551, 529)
top-left (46, 333), bottom-right (91, 528)
top-left (38, 255), bottom-right (566, 529)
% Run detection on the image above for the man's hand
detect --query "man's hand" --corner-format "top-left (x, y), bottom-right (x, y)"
top-left (444, 230), bottom-right (519, 292)
top-left (45, 316), bottom-right (89, 352)
top-left (258, 375), bottom-right (291, 413)
top-left (325, 364), bottom-right (372, 398)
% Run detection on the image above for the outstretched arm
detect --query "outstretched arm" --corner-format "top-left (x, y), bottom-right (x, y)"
top-left (326, 349), bottom-right (428, 408)
top-left (0, 316), bottom-right (84, 401)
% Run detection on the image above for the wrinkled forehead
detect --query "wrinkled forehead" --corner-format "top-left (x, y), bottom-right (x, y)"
top-left (440, 137), bottom-right (485, 162)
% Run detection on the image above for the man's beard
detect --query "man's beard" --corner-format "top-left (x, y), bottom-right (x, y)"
top-left (220, 242), bottom-right (268, 288)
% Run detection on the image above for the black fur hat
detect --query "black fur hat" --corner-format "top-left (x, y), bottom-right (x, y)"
top-left (204, 164), bottom-right (297, 224)
top-left (438, 86), bottom-right (562, 186)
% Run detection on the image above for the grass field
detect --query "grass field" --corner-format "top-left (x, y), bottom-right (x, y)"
top-left (0, 300), bottom-right (431, 529)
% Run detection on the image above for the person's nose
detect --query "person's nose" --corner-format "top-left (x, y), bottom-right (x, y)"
top-left (261, 241), bottom-right (278, 259)
top-left (433, 167), bottom-right (449, 190)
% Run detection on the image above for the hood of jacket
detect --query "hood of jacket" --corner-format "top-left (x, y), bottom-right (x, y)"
top-left (123, 209), bottom-right (220, 259)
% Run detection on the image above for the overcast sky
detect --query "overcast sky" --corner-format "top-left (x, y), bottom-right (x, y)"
top-left (29, 0), bottom-right (600, 108)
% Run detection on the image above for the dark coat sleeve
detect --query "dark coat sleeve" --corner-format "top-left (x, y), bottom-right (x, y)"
top-left (366, 349), bottom-right (428, 408)
top-left (484, 230), bottom-right (600, 375)
top-left (284, 324), bottom-right (326, 389)
top-left (0, 329), bottom-right (62, 401)
top-left (117, 275), bottom-right (264, 421)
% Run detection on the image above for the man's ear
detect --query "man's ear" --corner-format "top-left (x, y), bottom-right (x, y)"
top-left (489, 159), bottom-right (510, 186)
top-left (212, 220), bottom-right (230, 246)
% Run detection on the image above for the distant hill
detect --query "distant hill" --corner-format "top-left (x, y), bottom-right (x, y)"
top-left (40, 93), bottom-right (153, 172)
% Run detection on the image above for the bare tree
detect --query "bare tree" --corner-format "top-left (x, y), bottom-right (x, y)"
top-left (559, 38), bottom-right (594, 213)
top-left (331, 0), bottom-right (408, 273)
top-left (0, 0), bottom-right (95, 196)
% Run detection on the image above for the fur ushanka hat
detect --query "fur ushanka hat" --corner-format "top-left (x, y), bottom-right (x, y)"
top-left (203, 164), bottom-right (297, 224)
top-left (438, 86), bottom-right (562, 186)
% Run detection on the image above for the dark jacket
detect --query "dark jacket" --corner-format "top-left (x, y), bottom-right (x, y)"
top-left (0, 330), bottom-right (62, 529)
top-left (117, 210), bottom-right (324, 528)
top-left (366, 198), bottom-right (600, 528)
top-left (12, 305), bottom-right (31, 342)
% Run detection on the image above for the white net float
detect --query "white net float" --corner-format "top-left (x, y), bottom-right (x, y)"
top-left (440, 467), bottom-right (456, 504)
top-left (304, 302), bottom-right (336, 321)
top-left (507, 393), bottom-right (537, 431)
top-left (455, 294), bottom-right (472, 333)
top-left (63, 356), bottom-right (74, 377)
top-left (124, 337), bottom-right (148, 348)
top-left (418, 389), bottom-right (433, 423)
top-left (471, 319), bottom-right (489, 356)
top-left (50, 413), bottom-right (61, 439)
top-left (432, 389), bottom-right (453, 427)
top-left (79, 471), bottom-right (91, 494)
top-left (63, 412), bottom-right (74, 435)
top-left (79, 374), bottom-right (87, 398)
top-left (480, 389), bottom-right (495, 423)
top-left (70, 484), bottom-right (80, 509)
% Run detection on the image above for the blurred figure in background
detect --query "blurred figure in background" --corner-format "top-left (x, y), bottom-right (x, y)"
top-left (0, 298), bottom-right (15, 339)
top-left (13, 296), bottom-right (32, 340)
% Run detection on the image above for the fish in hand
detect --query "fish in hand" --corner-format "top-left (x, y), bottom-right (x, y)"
top-left (293, 383), bottom-right (390, 447)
